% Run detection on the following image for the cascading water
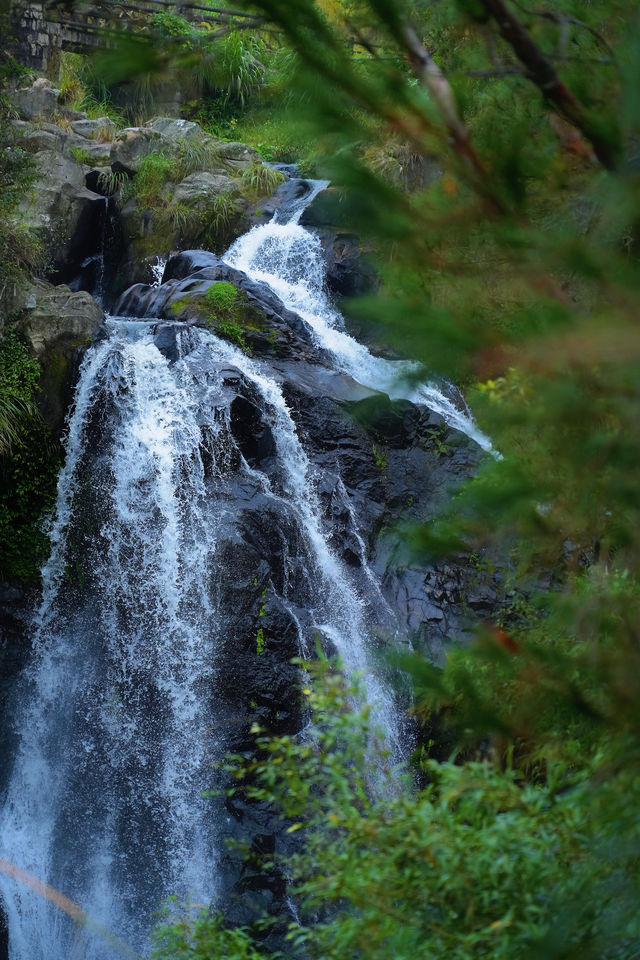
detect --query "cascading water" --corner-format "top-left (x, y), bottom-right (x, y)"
top-left (224, 182), bottom-right (493, 452)
top-left (0, 173), bottom-right (485, 959)
top-left (0, 329), bottom-right (399, 957)
top-left (150, 258), bottom-right (167, 288)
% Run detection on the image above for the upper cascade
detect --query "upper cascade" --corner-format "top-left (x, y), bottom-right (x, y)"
top-left (224, 178), bottom-right (493, 453)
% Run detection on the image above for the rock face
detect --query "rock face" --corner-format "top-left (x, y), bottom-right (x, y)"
top-left (10, 77), bottom-right (62, 120)
top-left (19, 149), bottom-right (108, 281)
top-left (106, 119), bottom-right (266, 293)
top-left (8, 99), bottom-right (268, 300)
top-left (19, 280), bottom-right (104, 434)
top-left (300, 186), bottom-right (379, 298)
top-left (10, 80), bottom-right (114, 285)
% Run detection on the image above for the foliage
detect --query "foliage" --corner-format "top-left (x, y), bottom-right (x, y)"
top-left (371, 443), bottom-right (387, 471)
top-left (204, 282), bottom-right (250, 351)
top-left (58, 51), bottom-right (85, 104)
top-left (97, 168), bottom-right (128, 196)
top-left (202, 192), bottom-right (238, 243)
top-left (150, 11), bottom-right (193, 38)
top-left (0, 335), bottom-right (58, 582)
top-left (152, 660), bottom-right (638, 960)
top-left (131, 152), bottom-right (174, 207)
top-left (0, 53), bottom-right (42, 314)
top-left (58, 51), bottom-right (125, 125)
top-left (204, 281), bottom-right (241, 317)
top-left (69, 145), bottom-right (94, 166)
top-left (152, 906), bottom-right (262, 960)
top-left (240, 161), bottom-right (285, 197)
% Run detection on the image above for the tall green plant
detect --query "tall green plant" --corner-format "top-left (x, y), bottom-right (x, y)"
top-left (0, 335), bottom-right (58, 582)
top-left (152, 660), bottom-right (640, 960)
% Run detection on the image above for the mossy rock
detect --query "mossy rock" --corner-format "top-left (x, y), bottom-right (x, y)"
top-left (169, 282), bottom-right (278, 354)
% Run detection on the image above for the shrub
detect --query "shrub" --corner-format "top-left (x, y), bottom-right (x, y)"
top-left (0, 335), bottom-right (58, 582)
top-left (240, 162), bottom-right (285, 198)
top-left (132, 152), bottom-right (175, 207)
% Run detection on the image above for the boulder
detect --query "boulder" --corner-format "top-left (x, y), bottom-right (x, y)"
top-left (11, 119), bottom-right (67, 153)
top-left (173, 171), bottom-right (240, 205)
top-left (21, 282), bottom-right (104, 358)
top-left (144, 117), bottom-right (206, 144)
top-left (110, 128), bottom-right (162, 175)
top-left (70, 117), bottom-right (117, 140)
top-left (11, 77), bottom-right (60, 120)
top-left (300, 187), bottom-right (379, 297)
top-left (212, 141), bottom-right (262, 167)
top-left (65, 136), bottom-right (112, 166)
top-left (19, 281), bottom-right (104, 433)
top-left (19, 149), bottom-right (108, 279)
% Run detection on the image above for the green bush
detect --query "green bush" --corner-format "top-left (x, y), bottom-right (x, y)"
top-left (150, 659), bottom-right (640, 960)
top-left (0, 334), bottom-right (58, 583)
top-left (240, 162), bottom-right (286, 198)
top-left (0, 55), bottom-right (42, 313)
top-left (132, 152), bottom-right (175, 207)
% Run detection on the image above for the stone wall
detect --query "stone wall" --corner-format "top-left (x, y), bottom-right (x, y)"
top-left (10, 2), bottom-right (107, 77)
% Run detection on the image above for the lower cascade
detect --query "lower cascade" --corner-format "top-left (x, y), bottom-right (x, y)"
top-left (0, 177), bottom-right (486, 959)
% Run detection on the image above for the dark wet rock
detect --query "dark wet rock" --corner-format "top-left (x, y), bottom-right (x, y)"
top-left (0, 899), bottom-right (7, 960)
top-left (248, 178), bottom-right (317, 226)
top-left (299, 187), bottom-right (378, 297)
top-left (117, 256), bottom-right (323, 363)
top-left (230, 395), bottom-right (277, 468)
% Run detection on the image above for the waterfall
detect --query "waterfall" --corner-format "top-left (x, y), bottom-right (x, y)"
top-left (224, 185), bottom-right (493, 452)
top-left (150, 257), bottom-right (167, 288)
top-left (0, 325), bottom-right (223, 960)
top-left (0, 174), bottom-right (485, 959)
top-left (0, 319), bottom-right (400, 957)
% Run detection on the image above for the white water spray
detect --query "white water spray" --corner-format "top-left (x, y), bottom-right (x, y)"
top-left (224, 187), bottom-right (493, 452)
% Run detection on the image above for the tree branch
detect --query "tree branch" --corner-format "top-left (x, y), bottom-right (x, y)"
top-left (511, 0), bottom-right (616, 61)
top-left (477, 0), bottom-right (618, 170)
top-left (400, 25), bottom-right (490, 187)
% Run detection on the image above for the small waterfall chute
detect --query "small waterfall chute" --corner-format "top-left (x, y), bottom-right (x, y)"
top-left (224, 185), bottom-right (493, 452)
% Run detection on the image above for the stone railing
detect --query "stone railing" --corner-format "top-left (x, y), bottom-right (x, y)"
top-left (10, 1), bottom-right (264, 76)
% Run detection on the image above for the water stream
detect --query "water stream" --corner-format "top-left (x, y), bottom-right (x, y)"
top-left (0, 175), bottom-right (486, 959)
top-left (224, 181), bottom-right (493, 452)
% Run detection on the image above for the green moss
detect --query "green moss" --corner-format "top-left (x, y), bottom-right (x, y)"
top-left (372, 443), bottom-right (387, 471)
top-left (169, 283), bottom-right (278, 354)
top-left (203, 283), bottom-right (251, 353)
top-left (216, 316), bottom-right (248, 352)
top-left (168, 294), bottom-right (195, 316)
